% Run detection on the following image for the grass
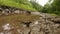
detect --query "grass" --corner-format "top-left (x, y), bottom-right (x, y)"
top-left (0, 0), bottom-right (36, 11)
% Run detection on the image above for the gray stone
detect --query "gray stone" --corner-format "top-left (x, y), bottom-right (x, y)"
top-left (14, 10), bottom-right (20, 14)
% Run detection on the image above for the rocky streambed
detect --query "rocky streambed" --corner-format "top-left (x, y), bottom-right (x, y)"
top-left (0, 12), bottom-right (60, 34)
top-left (0, 6), bottom-right (60, 34)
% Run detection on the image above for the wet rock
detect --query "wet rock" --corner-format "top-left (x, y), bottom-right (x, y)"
top-left (4, 31), bottom-right (12, 34)
top-left (0, 5), bottom-right (60, 34)
top-left (23, 28), bottom-right (30, 34)
top-left (53, 17), bottom-right (60, 23)
top-left (30, 31), bottom-right (40, 34)
top-left (2, 23), bottom-right (14, 31)
top-left (21, 21), bottom-right (31, 27)
top-left (26, 11), bottom-right (31, 15)
top-left (0, 32), bottom-right (4, 34)
top-left (13, 10), bottom-right (20, 14)
top-left (54, 24), bottom-right (60, 29)
top-left (17, 29), bottom-right (23, 34)
top-left (31, 12), bottom-right (40, 15)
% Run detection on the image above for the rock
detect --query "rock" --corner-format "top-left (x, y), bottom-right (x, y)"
top-left (4, 31), bottom-right (12, 34)
top-left (31, 12), bottom-right (40, 15)
top-left (54, 24), bottom-right (60, 29)
top-left (0, 8), bottom-right (2, 11)
top-left (54, 17), bottom-right (60, 23)
top-left (26, 11), bottom-right (31, 15)
top-left (2, 23), bottom-right (14, 31)
top-left (0, 5), bottom-right (60, 34)
top-left (0, 32), bottom-right (4, 34)
top-left (17, 29), bottom-right (23, 34)
top-left (30, 31), bottom-right (40, 34)
top-left (18, 27), bottom-right (30, 34)
top-left (21, 21), bottom-right (31, 27)
top-left (2, 11), bottom-right (5, 14)
top-left (14, 10), bottom-right (20, 14)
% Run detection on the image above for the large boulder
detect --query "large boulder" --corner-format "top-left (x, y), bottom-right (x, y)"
top-left (53, 17), bottom-right (60, 23)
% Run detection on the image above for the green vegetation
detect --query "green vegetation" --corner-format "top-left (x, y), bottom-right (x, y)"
top-left (30, 1), bottom-right (43, 12)
top-left (30, 0), bottom-right (60, 16)
top-left (39, 0), bottom-right (60, 15)
top-left (0, 0), bottom-right (60, 16)
top-left (0, 0), bottom-right (36, 11)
